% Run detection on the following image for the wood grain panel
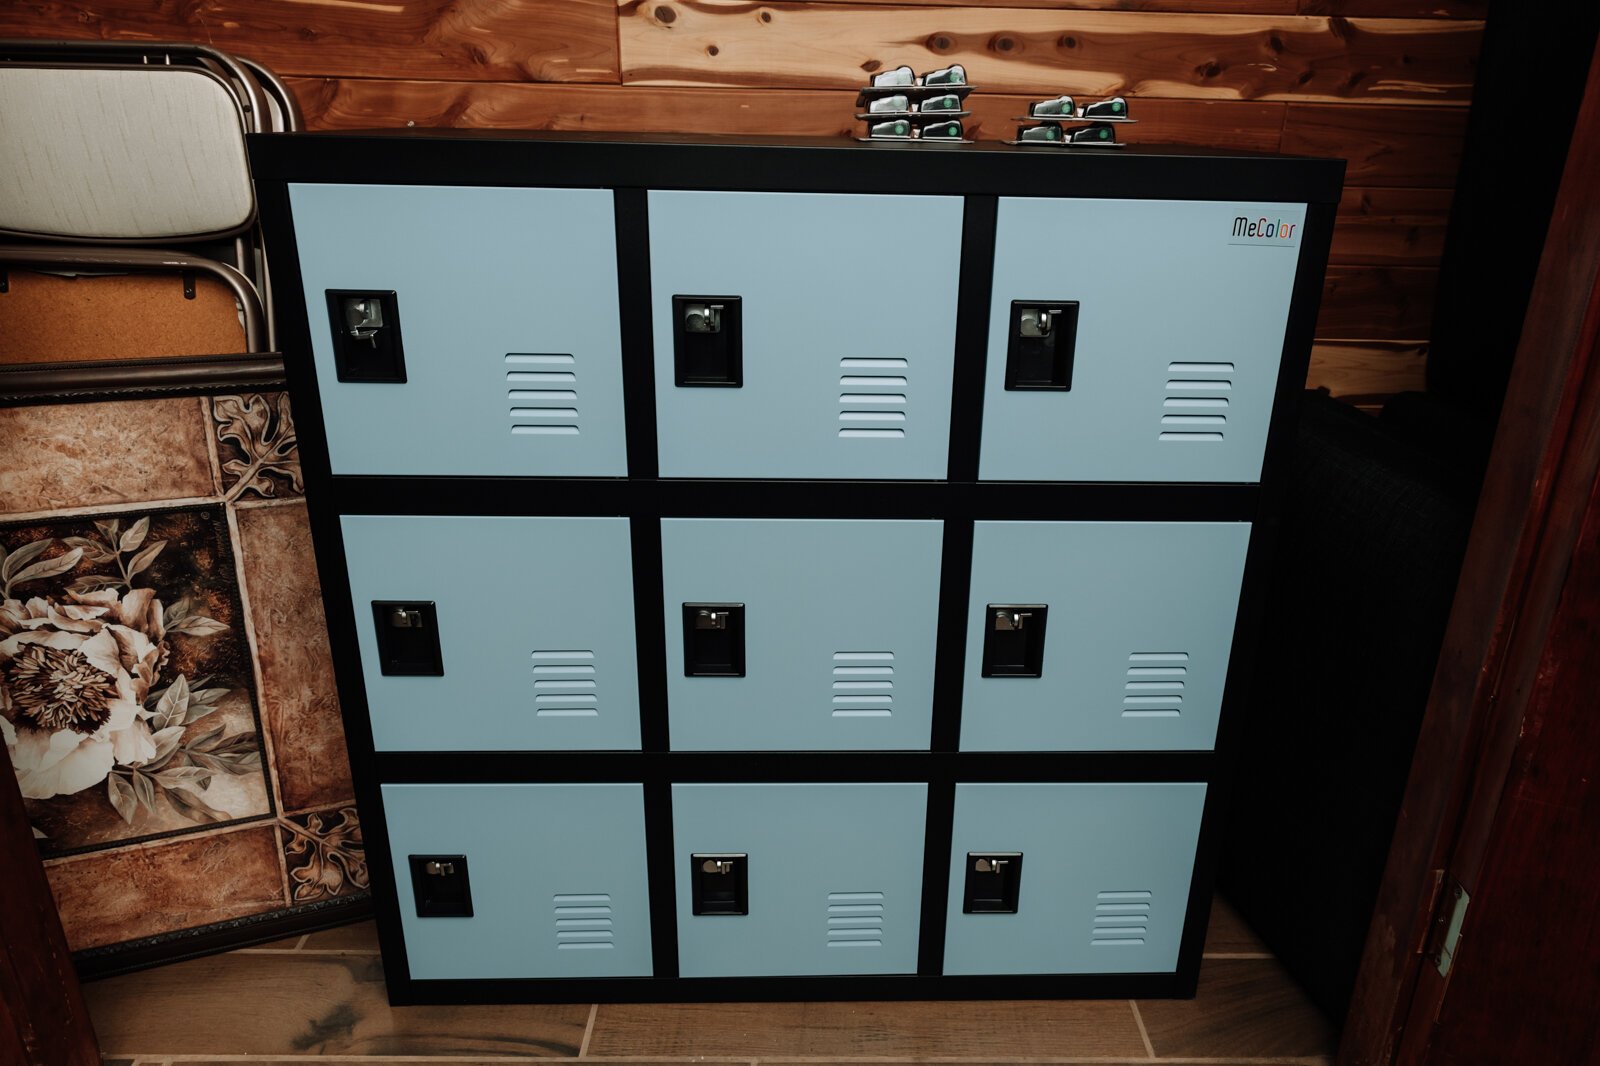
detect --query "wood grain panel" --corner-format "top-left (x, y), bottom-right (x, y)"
top-left (587, 999), bottom-right (1147, 1057)
top-left (83, 951), bottom-right (588, 1055)
top-left (1307, 340), bottom-right (1428, 401)
top-left (1330, 187), bottom-right (1451, 266)
top-left (0, 1), bottom-right (620, 83)
top-left (287, 76), bottom-right (1285, 148)
top-left (1318, 266), bottom-right (1439, 338)
top-left (816, 0), bottom-right (1299, 10)
top-left (1138, 958), bottom-right (1336, 1058)
top-left (1283, 104), bottom-right (1468, 186)
top-left (618, 3), bottom-right (1481, 104)
top-left (1301, 0), bottom-right (1486, 16)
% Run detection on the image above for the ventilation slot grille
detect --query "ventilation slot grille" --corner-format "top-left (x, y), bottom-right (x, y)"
top-left (1123, 652), bottom-right (1186, 718)
top-left (832, 651), bottom-right (894, 718)
top-left (1092, 890), bottom-right (1151, 947)
top-left (839, 358), bottom-right (908, 439)
top-left (532, 650), bottom-right (598, 718)
top-left (507, 353), bottom-right (579, 436)
top-left (554, 893), bottom-right (613, 950)
top-left (1161, 361), bottom-right (1232, 443)
top-left (827, 891), bottom-right (884, 948)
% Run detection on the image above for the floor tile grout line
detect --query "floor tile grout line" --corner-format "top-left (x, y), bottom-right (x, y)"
top-left (578, 1001), bottom-right (599, 1058)
top-left (1129, 999), bottom-right (1157, 1060)
top-left (293, 933), bottom-right (309, 950)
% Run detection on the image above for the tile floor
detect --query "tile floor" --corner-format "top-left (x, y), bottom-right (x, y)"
top-left (85, 898), bottom-right (1333, 1064)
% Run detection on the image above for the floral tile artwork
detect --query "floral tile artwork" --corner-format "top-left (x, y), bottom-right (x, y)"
top-left (212, 393), bottom-right (303, 502)
top-left (282, 806), bottom-right (368, 903)
top-left (1, 505), bottom-right (272, 855)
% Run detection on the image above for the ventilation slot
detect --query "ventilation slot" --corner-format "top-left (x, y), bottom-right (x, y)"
top-left (532, 650), bottom-right (599, 718)
top-left (832, 651), bottom-right (894, 718)
top-left (507, 353), bottom-right (579, 436)
top-left (1161, 362), bottom-right (1232, 443)
top-left (554, 893), bottom-right (614, 950)
top-left (827, 891), bottom-right (884, 948)
top-left (1092, 890), bottom-right (1151, 947)
top-left (839, 357), bottom-right (908, 439)
top-left (1123, 652), bottom-right (1186, 718)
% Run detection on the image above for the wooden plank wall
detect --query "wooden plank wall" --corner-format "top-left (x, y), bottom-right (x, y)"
top-left (1, 1), bottom-right (1483, 404)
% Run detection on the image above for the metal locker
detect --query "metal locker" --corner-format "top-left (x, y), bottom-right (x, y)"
top-left (660, 518), bottom-right (943, 750)
top-left (979, 198), bottom-right (1304, 483)
top-left (673, 783), bottom-right (927, 977)
top-left (943, 782), bottom-right (1206, 975)
top-left (960, 521), bottom-right (1250, 752)
top-left (343, 515), bottom-right (641, 751)
top-left (290, 183), bottom-right (627, 477)
top-left (384, 783), bottom-right (653, 980)
top-left (649, 190), bottom-right (962, 479)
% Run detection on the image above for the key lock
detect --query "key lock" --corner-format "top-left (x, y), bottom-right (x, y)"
top-left (981, 604), bottom-right (1049, 677)
top-left (326, 289), bottom-right (407, 382)
top-left (691, 853), bottom-right (749, 915)
top-left (964, 852), bottom-right (1024, 913)
top-left (674, 295), bottom-right (743, 386)
top-left (409, 853), bottom-right (473, 917)
top-left (1006, 299), bottom-right (1079, 390)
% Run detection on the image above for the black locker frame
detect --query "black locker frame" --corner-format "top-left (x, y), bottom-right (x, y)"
top-left (248, 131), bottom-right (1343, 1004)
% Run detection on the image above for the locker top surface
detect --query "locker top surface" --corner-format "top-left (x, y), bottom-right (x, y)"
top-left (247, 130), bottom-right (1346, 204)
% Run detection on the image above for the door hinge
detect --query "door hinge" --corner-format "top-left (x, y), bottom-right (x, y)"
top-left (1425, 878), bottom-right (1470, 977)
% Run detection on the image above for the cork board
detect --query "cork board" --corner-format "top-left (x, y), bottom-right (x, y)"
top-left (0, 269), bottom-right (247, 363)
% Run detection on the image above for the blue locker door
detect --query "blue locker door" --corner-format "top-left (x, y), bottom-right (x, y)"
top-left (960, 521), bottom-right (1250, 752)
top-left (943, 783), bottom-right (1206, 975)
top-left (673, 783), bottom-right (927, 977)
top-left (343, 515), bottom-right (641, 751)
top-left (980, 198), bottom-right (1304, 483)
top-left (290, 183), bottom-right (627, 477)
top-left (661, 519), bottom-right (943, 750)
top-left (384, 783), bottom-right (653, 979)
top-left (649, 191), bottom-right (962, 479)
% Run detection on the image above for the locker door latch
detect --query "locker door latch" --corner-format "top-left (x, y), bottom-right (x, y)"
top-left (1006, 300), bottom-right (1078, 391)
top-left (409, 854), bottom-right (473, 917)
top-left (683, 602), bottom-right (745, 677)
top-left (691, 852), bottom-right (749, 915)
top-left (327, 289), bottom-right (407, 383)
top-left (963, 851), bottom-right (1023, 913)
top-left (673, 294), bottom-right (743, 387)
top-left (372, 600), bottom-right (444, 676)
top-left (981, 603), bottom-right (1048, 678)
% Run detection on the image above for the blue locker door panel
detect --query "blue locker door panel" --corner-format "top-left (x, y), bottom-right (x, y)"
top-left (980, 198), bottom-right (1304, 483)
top-left (649, 191), bottom-right (961, 479)
top-left (661, 519), bottom-right (943, 750)
top-left (961, 521), bottom-right (1250, 752)
top-left (290, 183), bottom-right (627, 477)
top-left (944, 783), bottom-right (1206, 975)
top-left (343, 515), bottom-right (641, 751)
top-left (384, 783), bottom-right (652, 979)
top-left (673, 783), bottom-right (927, 977)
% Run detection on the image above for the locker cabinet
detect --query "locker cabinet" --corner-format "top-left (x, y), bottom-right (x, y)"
top-left (384, 783), bottom-right (653, 980)
top-left (980, 198), bottom-right (1302, 483)
top-left (960, 521), bottom-right (1251, 752)
top-left (661, 518), bottom-right (944, 751)
top-left (252, 130), bottom-right (1342, 1003)
top-left (291, 183), bottom-right (628, 478)
top-left (343, 515), bottom-right (641, 751)
top-left (650, 191), bottom-right (962, 480)
top-left (943, 783), bottom-right (1206, 975)
top-left (673, 783), bottom-right (928, 977)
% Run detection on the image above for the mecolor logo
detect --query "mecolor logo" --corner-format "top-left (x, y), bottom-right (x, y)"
top-left (1230, 215), bottom-right (1299, 246)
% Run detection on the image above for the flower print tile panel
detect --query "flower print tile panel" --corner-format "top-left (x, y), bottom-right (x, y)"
top-left (0, 505), bottom-right (272, 855)
top-left (0, 398), bottom-right (217, 514)
top-left (235, 500), bottom-right (348, 812)
top-left (212, 392), bottom-right (304, 502)
top-left (282, 805), bottom-right (367, 904)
